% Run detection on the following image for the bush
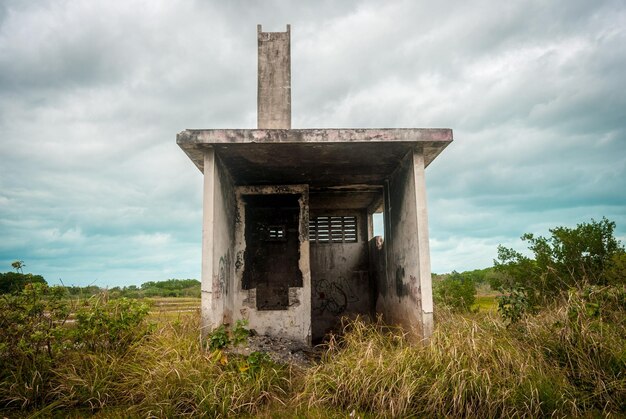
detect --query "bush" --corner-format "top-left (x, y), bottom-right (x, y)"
top-left (519, 285), bottom-right (626, 412)
top-left (0, 288), bottom-right (153, 409)
top-left (0, 283), bottom-right (70, 408)
top-left (497, 286), bottom-right (532, 324)
top-left (0, 272), bottom-right (47, 294)
top-left (494, 218), bottom-right (624, 306)
top-left (73, 296), bottom-right (153, 353)
top-left (433, 271), bottom-right (476, 312)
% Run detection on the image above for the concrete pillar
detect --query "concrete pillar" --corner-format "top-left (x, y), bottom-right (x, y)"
top-left (201, 148), bottom-right (217, 335)
top-left (257, 24), bottom-right (291, 129)
top-left (413, 149), bottom-right (434, 339)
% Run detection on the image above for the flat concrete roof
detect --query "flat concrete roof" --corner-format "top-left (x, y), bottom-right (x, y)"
top-left (177, 128), bottom-right (452, 187)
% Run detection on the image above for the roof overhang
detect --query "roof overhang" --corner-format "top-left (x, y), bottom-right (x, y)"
top-left (177, 128), bottom-right (452, 187)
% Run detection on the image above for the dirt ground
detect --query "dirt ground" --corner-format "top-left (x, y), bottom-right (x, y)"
top-left (227, 332), bottom-right (325, 368)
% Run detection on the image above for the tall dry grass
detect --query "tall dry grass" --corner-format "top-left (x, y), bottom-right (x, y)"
top-left (4, 314), bottom-right (291, 417)
top-left (300, 314), bottom-right (579, 417)
top-left (2, 285), bottom-right (623, 417)
top-left (300, 286), bottom-right (624, 417)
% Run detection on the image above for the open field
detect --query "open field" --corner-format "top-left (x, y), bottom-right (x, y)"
top-left (473, 294), bottom-right (498, 311)
top-left (1, 288), bottom-right (623, 418)
top-left (148, 297), bottom-right (200, 322)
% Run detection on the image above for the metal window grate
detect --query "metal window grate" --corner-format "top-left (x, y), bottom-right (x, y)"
top-left (266, 225), bottom-right (286, 241)
top-left (309, 215), bottom-right (357, 243)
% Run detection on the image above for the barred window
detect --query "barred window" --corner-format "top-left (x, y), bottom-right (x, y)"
top-left (309, 215), bottom-right (357, 243)
top-left (265, 225), bottom-right (286, 241)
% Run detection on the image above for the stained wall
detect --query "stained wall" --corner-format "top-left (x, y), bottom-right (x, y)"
top-left (376, 149), bottom-right (433, 340)
top-left (309, 209), bottom-right (372, 342)
top-left (232, 185), bottom-right (311, 343)
top-left (201, 149), bottom-right (237, 334)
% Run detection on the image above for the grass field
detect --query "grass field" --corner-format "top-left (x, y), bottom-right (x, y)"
top-left (1, 287), bottom-right (623, 417)
top-left (148, 297), bottom-right (200, 322)
top-left (472, 294), bottom-right (498, 311)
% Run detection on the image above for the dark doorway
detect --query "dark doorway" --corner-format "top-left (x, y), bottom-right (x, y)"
top-left (242, 194), bottom-right (302, 310)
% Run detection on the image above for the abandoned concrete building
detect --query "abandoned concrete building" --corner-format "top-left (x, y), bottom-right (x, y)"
top-left (177, 25), bottom-right (452, 344)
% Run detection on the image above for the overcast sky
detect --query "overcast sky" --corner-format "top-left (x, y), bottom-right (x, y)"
top-left (1, 0), bottom-right (624, 287)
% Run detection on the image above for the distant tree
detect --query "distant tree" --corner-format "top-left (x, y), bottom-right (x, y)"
top-left (494, 217), bottom-right (624, 306)
top-left (11, 260), bottom-right (25, 273)
top-left (433, 271), bottom-right (476, 312)
top-left (0, 272), bottom-right (47, 294)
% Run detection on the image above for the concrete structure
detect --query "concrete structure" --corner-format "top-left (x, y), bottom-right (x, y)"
top-left (178, 25), bottom-right (452, 344)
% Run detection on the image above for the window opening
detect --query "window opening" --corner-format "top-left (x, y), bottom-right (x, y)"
top-left (309, 215), bottom-right (357, 243)
top-left (266, 225), bottom-right (286, 241)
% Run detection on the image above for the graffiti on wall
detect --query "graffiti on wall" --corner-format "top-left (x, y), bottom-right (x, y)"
top-left (395, 266), bottom-right (421, 304)
top-left (213, 250), bottom-right (231, 299)
top-left (313, 276), bottom-right (359, 316)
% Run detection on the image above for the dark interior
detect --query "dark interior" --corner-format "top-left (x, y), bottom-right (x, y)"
top-left (242, 194), bottom-right (302, 310)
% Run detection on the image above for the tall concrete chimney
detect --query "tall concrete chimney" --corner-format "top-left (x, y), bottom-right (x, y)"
top-left (257, 24), bottom-right (291, 129)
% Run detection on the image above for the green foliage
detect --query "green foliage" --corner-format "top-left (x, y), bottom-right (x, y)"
top-left (65, 285), bottom-right (101, 298)
top-left (208, 320), bottom-right (251, 351)
top-left (495, 217), bottom-right (624, 306)
top-left (0, 286), bottom-right (153, 409)
top-left (519, 285), bottom-right (626, 412)
top-left (11, 260), bottom-right (25, 273)
top-left (244, 351), bottom-right (273, 377)
top-left (0, 271), bottom-right (47, 294)
top-left (0, 283), bottom-right (69, 408)
top-left (208, 325), bottom-right (231, 350)
top-left (232, 319), bottom-right (250, 346)
top-left (605, 251), bottom-right (626, 285)
top-left (107, 278), bottom-right (201, 299)
top-left (0, 283), bottom-right (70, 363)
top-left (141, 278), bottom-right (200, 291)
top-left (73, 296), bottom-right (152, 353)
top-left (433, 270), bottom-right (476, 312)
top-left (497, 286), bottom-right (531, 324)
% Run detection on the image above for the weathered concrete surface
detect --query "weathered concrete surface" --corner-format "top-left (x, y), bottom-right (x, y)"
top-left (233, 185), bottom-right (311, 344)
top-left (413, 151), bottom-right (434, 338)
top-left (376, 148), bottom-right (433, 340)
top-left (201, 149), bottom-right (237, 335)
top-left (309, 208), bottom-right (371, 342)
top-left (178, 128), bottom-right (452, 144)
top-left (181, 25), bottom-right (450, 345)
top-left (257, 25), bottom-right (291, 129)
top-left (177, 129), bottom-right (452, 187)
top-left (200, 150), bottom-right (215, 333)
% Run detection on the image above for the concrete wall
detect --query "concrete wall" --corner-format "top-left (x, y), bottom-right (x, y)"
top-left (201, 149), bottom-right (237, 334)
top-left (376, 149), bottom-right (433, 340)
top-left (309, 209), bottom-right (371, 342)
top-left (232, 185), bottom-right (311, 344)
top-left (257, 25), bottom-right (291, 129)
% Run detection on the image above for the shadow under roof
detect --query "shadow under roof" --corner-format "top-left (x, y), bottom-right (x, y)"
top-left (177, 128), bottom-right (452, 187)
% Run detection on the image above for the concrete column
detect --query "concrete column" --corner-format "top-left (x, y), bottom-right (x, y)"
top-left (257, 24), bottom-right (291, 129)
top-left (412, 149), bottom-right (434, 339)
top-left (201, 148), bottom-right (216, 335)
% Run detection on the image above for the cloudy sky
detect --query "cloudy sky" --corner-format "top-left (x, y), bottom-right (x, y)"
top-left (1, 0), bottom-right (624, 287)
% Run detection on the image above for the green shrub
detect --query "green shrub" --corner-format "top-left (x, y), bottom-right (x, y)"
top-left (520, 285), bottom-right (626, 412)
top-left (0, 283), bottom-right (70, 408)
top-left (73, 296), bottom-right (152, 353)
top-left (0, 289), bottom-right (153, 409)
top-left (495, 218), bottom-right (624, 306)
top-left (208, 325), bottom-right (231, 350)
top-left (0, 271), bottom-right (47, 294)
top-left (433, 271), bottom-right (476, 312)
top-left (497, 286), bottom-right (532, 324)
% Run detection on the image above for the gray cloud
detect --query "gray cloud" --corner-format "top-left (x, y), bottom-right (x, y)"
top-left (0, 0), bottom-right (624, 284)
